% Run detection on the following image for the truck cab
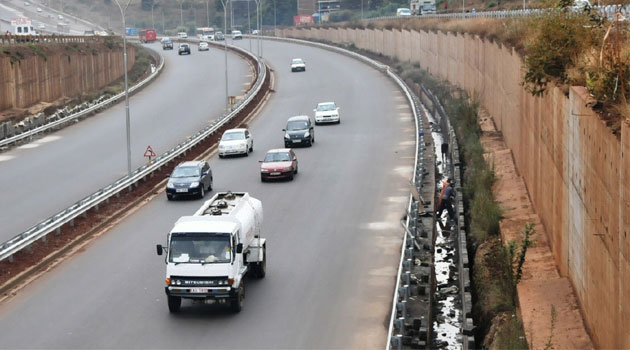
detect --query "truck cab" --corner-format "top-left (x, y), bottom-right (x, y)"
top-left (157, 192), bottom-right (266, 313)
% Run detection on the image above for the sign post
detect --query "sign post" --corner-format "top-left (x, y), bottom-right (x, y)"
top-left (144, 145), bottom-right (156, 165)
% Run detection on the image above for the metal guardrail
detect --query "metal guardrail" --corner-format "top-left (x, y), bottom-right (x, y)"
top-left (0, 41), bottom-right (162, 149)
top-left (0, 43), bottom-right (266, 263)
top-left (0, 35), bottom-right (108, 45)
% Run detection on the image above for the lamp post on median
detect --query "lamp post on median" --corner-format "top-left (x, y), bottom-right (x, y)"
top-left (220, 0), bottom-right (230, 113)
top-left (113, 0), bottom-right (133, 177)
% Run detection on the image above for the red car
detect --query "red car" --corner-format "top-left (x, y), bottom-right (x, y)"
top-left (260, 149), bottom-right (298, 181)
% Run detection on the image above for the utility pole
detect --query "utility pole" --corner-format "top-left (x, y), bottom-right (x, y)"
top-left (206, 0), bottom-right (211, 27)
top-left (151, 2), bottom-right (155, 29)
top-left (113, 0), bottom-right (133, 177)
top-left (220, 0), bottom-right (230, 113)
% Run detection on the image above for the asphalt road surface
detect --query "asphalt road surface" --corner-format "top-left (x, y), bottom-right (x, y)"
top-left (0, 42), bottom-right (251, 241)
top-left (0, 39), bottom-right (415, 349)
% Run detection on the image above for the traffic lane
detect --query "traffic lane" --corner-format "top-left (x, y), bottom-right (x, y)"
top-left (0, 42), bottom-right (251, 240)
top-left (0, 39), bottom-right (414, 348)
top-left (0, 2), bottom-right (92, 34)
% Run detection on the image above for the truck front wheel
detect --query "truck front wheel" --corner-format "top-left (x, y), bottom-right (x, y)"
top-left (167, 295), bottom-right (181, 313)
top-left (230, 283), bottom-right (244, 313)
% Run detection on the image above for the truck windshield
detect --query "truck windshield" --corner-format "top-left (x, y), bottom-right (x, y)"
top-left (169, 234), bottom-right (231, 264)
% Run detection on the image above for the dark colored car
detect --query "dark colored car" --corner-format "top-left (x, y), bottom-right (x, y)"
top-left (260, 149), bottom-right (298, 181)
top-left (283, 116), bottom-right (314, 147)
top-left (166, 160), bottom-right (213, 200)
top-left (178, 43), bottom-right (191, 55)
top-left (162, 40), bottom-right (173, 50)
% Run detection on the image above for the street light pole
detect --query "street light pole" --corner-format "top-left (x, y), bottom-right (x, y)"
top-left (220, 0), bottom-right (230, 113)
top-left (248, 0), bottom-right (252, 51)
top-left (113, 0), bottom-right (133, 177)
top-left (151, 3), bottom-right (155, 29)
top-left (206, 0), bottom-right (211, 27)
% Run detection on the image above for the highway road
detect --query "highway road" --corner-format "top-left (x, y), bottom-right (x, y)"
top-left (0, 39), bottom-right (415, 348)
top-left (0, 42), bottom-right (251, 241)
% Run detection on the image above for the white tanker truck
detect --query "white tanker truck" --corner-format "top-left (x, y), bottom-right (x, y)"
top-left (157, 191), bottom-right (266, 313)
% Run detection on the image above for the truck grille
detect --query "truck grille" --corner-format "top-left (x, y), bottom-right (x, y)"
top-left (170, 276), bottom-right (229, 287)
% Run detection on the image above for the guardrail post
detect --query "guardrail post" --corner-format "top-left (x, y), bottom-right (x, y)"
top-left (8, 254), bottom-right (13, 263)
top-left (56, 227), bottom-right (61, 235)
top-left (70, 219), bottom-right (74, 227)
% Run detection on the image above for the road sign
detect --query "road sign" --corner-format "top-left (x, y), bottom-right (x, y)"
top-left (144, 145), bottom-right (156, 157)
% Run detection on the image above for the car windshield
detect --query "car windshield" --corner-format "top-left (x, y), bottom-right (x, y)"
top-left (286, 120), bottom-right (308, 131)
top-left (169, 234), bottom-right (231, 264)
top-left (171, 166), bottom-right (200, 178)
top-left (222, 131), bottom-right (245, 141)
top-left (292, 59), bottom-right (303, 65)
top-left (180, 44), bottom-right (188, 48)
top-left (317, 103), bottom-right (336, 111)
top-left (264, 152), bottom-right (291, 162)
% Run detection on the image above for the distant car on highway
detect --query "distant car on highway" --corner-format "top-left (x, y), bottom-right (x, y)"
top-left (215, 31), bottom-right (225, 40)
top-left (260, 149), bottom-right (298, 181)
top-left (396, 8), bottom-right (412, 16)
top-left (218, 128), bottom-right (253, 158)
top-left (38, 24), bottom-right (45, 30)
top-left (166, 161), bottom-right (213, 200)
top-left (178, 43), bottom-right (191, 55)
top-left (177, 31), bottom-right (188, 38)
top-left (291, 58), bottom-right (306, 72)
top-left (284, 115), bottom-right (314, 147)
top-left (162, 39), bottom-right (173, 50)
top-left (232, 30), bottom-right (242, 39)
top-left (58, 14), bottom-right (63, 20)
top-left (24, 1), bottom-right (29, 6)
top-left (252, 29), bottom-right (260, 35)
top-left (198, 41), bottom-right (209, 51)
top-left (314, 102), bottom-right (341, 124)
top-left (36, 7), bottom-right (42, 12)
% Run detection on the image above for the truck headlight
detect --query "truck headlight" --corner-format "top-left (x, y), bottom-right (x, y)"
top-left (190, 182), bottom-right (200, 188)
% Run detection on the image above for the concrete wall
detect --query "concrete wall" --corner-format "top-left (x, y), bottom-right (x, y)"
top-left (277, 26), bottom-right (630, 349)
top-left (0, 45), bottom-right (135, 111)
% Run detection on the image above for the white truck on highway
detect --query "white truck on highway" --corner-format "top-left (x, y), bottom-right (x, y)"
top-left (156, 191), bottom-right (266, 313)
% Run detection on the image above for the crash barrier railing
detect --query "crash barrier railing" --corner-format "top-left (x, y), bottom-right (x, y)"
top-left (0, 43), bottom-right (162, 149)
top-left (362, 4), bottom-right (629, 21)
top-left (0, 35), bottom-right (109, 45)
top-left (258, 35), bottom-right (435, 348)
top-left (0, 43), bottom-right (266, 263)
top-left (424, 85), bottom-right (476, 349)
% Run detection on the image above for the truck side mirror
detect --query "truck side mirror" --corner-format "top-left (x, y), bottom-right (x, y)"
top-left (236, 243), bottom-right (243, 254)
top-left (156, 244), bottom-right (163, 255)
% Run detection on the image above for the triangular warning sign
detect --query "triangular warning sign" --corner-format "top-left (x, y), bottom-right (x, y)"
top-left (144, 145), bottom-right (156, 157)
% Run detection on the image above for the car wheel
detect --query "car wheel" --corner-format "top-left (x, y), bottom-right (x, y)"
top-left (166, 193), bottom-right (173, 201)
top-left (294, 165), bottom-right (298, 174)
top-left (208, 178), bottom-right (213, 191)
top-left (244, 149), bottom-right (249, 157)
top-left (249, 142), bottom-right (253, 152)
top-left (199, 186), bottom-right (205, 199)
top-left (218, 154), bottom-right (224, 159)
top-left (337, 119), bottom-right (341, 124)
top-left (312, 135), bottom-right (315, 143)
top-left (167, 295), bottom-right (181, 313)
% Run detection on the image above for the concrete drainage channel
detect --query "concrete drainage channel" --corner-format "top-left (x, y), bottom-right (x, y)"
top-left (267, 35), bottom-right (474, 349)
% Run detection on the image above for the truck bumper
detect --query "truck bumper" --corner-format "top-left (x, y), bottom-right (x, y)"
top-left (165, 286), bottom-right (233, 300)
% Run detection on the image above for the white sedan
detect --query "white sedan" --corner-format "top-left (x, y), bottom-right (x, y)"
top-left (218, 128), bottom-right (253, 158)
top-left (291, 58), bottom-right (306, 72)
top-left (314, 102), bottom-right (340, 124)
top-left (198, 42), bottom-right (209, 51)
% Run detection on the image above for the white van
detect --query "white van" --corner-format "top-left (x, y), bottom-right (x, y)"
top-left (396, 8), bottom-right (412, 16)
top-left (177, 32), bottom-right (188, 38)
